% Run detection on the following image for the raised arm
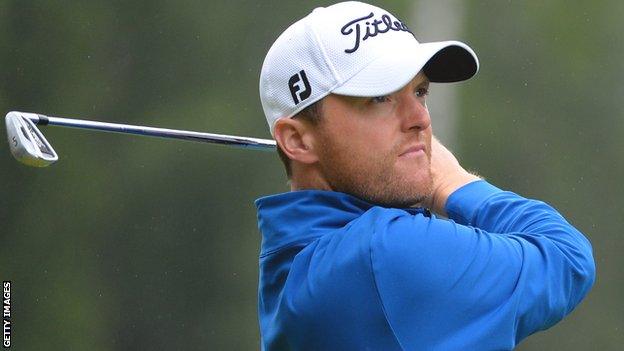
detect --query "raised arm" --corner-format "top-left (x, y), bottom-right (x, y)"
top-left (368, 139), bottom-right (595, 349)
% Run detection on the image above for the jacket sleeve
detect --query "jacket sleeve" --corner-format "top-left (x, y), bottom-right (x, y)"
top-left (368, 180), bottom-right (595, 349)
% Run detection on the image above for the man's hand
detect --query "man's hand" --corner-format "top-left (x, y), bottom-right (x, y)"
top-left (425, 136), bottom-right (481, 216)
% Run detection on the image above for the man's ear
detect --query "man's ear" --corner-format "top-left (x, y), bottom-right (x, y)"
top-left (273, 118), bottom-right (319, 164)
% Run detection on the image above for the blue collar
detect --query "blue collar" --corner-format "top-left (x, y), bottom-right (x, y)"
top-left (255, 190), bottom-right (428, 256)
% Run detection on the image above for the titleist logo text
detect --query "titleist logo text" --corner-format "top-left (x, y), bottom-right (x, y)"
top-left (340, 12), bottom-right (412, 54)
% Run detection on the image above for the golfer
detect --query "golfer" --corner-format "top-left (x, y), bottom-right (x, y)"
top-left (256, 2), bottom-right (595, 350)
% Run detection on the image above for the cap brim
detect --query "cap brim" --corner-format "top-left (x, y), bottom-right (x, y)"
top-left (332, 40), bottom-right (479, 97)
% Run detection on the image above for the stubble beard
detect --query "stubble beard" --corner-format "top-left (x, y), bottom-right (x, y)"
top-left (318, 138), bottom-right (433, 208)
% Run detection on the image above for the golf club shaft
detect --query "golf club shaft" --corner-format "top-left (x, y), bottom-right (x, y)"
top-left (24, 113), bottom-right (277, 151)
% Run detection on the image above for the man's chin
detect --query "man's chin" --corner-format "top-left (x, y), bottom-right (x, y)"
top-left (360, 188), bottom-right (431, 209)
top-left (355, 174), bottom-right (432, 208)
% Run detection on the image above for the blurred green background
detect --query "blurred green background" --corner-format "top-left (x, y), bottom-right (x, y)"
top-left (0, 1), bottom-right (621, 350)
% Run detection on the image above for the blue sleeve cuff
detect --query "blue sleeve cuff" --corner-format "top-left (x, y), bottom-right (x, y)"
top-left (445, 180), bottom-right (504, 226)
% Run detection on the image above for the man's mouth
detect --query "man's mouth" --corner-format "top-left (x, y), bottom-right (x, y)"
top-left (399, 144), bottom-right (426, 158)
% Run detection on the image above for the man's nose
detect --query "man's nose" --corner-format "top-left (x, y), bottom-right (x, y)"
top-left (399, 95), bottom-right (431, 132)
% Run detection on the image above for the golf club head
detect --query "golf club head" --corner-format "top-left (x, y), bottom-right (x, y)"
top-left (5, 111), bottom-right (58, 167)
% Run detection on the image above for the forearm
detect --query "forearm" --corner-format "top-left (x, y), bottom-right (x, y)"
top-left (445, 180), bottom-right (595, 336)
top-left (428, 137), bottom-right (595, 327)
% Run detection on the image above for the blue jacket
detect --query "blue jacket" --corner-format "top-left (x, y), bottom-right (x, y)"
top-left (255, 181), bottom-right (595, 350)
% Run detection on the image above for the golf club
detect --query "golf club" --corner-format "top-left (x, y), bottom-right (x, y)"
top-left (5, 111), bottom-right (277, 167)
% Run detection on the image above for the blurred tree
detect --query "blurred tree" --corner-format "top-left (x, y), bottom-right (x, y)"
top-left (461, 1), bottom-right (623, 349)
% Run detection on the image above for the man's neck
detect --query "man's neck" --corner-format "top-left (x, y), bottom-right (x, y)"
top-left (289, 166), bottom-right (332, 192)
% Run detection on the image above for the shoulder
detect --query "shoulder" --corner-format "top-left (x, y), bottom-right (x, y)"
top-left (339, 206), bottom-right (448, 270)
top-left (365, 207), bottom-right (471, 294)
top-left (352, 206), bottom-right (431, 231)
top-left (282, 206), bottom-right (430, 302)
top-left (275, 208), bottom-right (411, 345)
top-left (358, 206), bottom-right (451, 250)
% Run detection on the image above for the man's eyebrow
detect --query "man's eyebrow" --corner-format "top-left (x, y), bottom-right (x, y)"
top-left (414, 80), bottom-right (430, 89)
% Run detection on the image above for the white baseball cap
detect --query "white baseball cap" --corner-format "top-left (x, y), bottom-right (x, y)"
top-left (259, 1), bottom-right (479, 135)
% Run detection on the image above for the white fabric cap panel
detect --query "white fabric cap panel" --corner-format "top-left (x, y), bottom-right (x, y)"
top-left (259, 15), bottom-right (338, 135)
top-left (309, 2), bottom-right (420, 86)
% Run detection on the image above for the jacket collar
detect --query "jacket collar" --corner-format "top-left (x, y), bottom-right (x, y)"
top-left (255, 190), bottom-right (427, 256)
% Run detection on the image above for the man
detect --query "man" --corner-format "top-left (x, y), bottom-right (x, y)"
top-left (255, 2), bottom-right (595, 350)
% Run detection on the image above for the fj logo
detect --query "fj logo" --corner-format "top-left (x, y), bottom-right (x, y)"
top-left (288, 70), bottom-right (311, 105)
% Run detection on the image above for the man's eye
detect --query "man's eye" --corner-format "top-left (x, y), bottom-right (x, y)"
top-left (371, 96), bottom-right (389, 103)
top-left (416, 87), bottom-right (429, 97)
